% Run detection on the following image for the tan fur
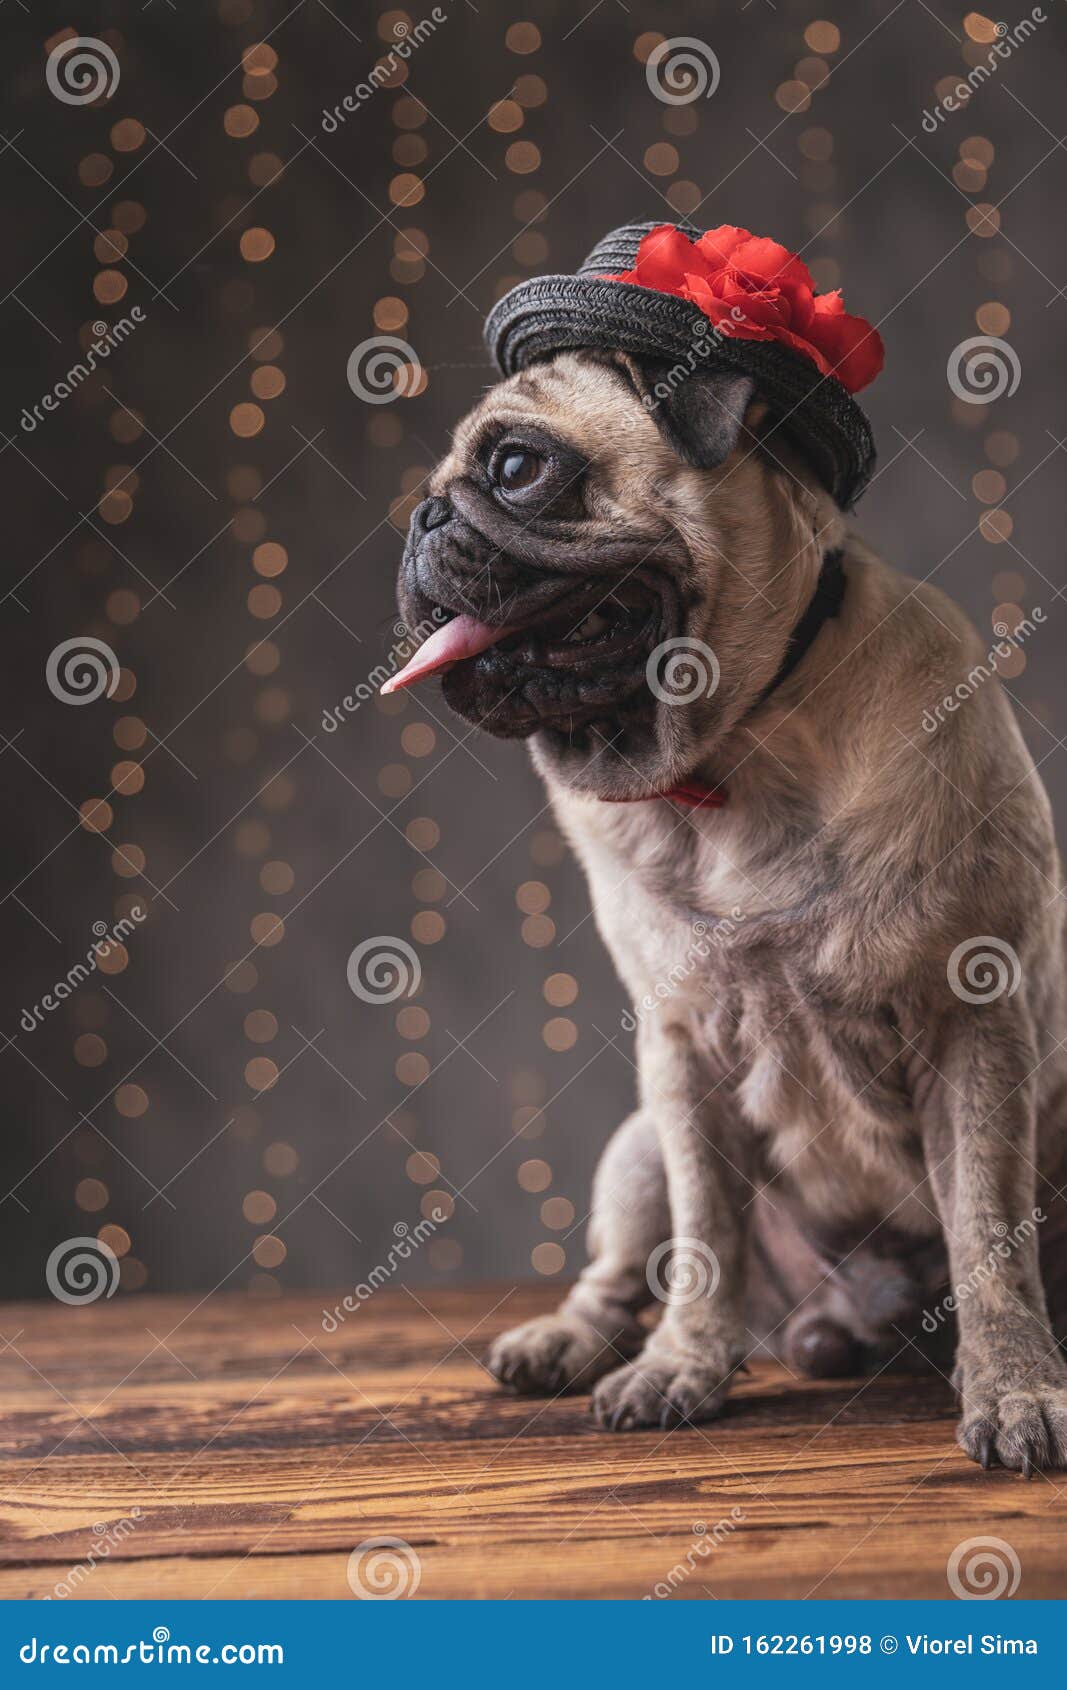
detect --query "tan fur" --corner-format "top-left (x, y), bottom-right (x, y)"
top-left (402, 353), bottom-right (1067, 1468)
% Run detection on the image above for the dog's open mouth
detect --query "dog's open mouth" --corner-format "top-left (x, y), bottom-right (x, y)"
top-left (384, 579), bottom-right (660, 699)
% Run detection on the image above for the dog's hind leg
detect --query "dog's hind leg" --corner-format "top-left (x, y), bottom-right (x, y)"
top-left (746, 1196), bottom-right (953, 1379)
top-left (485, 1110), bottom-right (669, 1396)
top-left (745, 1201), bottom-right (868, 1379)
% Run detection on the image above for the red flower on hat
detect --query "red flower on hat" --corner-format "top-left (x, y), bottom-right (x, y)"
top-left (604, 224), bottom-right (884, 394)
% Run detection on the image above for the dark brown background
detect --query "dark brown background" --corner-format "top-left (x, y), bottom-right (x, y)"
top-left (2, 0), bottom-right (1063, 1300)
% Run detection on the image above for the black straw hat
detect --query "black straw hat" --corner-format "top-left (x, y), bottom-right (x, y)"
top-left (484, 220), bottom-right (879, 509)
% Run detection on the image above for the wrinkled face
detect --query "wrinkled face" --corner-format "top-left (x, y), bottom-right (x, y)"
top-left (395, 351), bottom-right (803, 799)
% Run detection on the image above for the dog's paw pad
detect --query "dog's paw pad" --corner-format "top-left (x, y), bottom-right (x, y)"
top-left (590, 1355), bottom-right (731, 1432)
top-left (959, 1381), bottom-right (1067, 1474)
top-left (484, 1313), bottom-right (624, 1397)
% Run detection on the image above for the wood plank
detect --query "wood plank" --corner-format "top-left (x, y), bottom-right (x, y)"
top-left (0, 1287), bottom-right (1063, 1599)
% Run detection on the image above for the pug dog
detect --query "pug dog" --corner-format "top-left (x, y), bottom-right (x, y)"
top-left (386, 339), bottom-right (1067, 1474)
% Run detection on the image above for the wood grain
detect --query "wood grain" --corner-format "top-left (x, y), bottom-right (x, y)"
top-left (0, 1285), bottom-right (1063, 1599)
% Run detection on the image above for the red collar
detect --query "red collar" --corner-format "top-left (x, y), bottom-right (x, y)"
top-left (603, 779), bottom-right (727, 811)
top-left (657, 779), bottom-right (727, 809)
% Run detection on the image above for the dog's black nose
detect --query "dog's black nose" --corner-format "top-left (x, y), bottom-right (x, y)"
top-left (416, 495), bottom-right (452, 532)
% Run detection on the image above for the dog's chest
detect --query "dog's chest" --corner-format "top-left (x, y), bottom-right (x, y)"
top-left (574, 807), bottom-right (932, 1225)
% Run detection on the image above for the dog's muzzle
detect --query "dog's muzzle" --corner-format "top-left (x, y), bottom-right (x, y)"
top-left (391, 496), bottom-right (676, 739)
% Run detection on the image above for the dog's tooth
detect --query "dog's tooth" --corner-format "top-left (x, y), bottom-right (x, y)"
top-left (568, 609), bottom-right (612, 643)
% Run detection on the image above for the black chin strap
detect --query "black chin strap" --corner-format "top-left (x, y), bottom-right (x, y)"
top-left (751, 547), bottom-right (846, 715)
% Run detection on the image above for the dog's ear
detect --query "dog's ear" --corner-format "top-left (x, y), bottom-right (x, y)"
top-left (611, 353), bottom-right (766, 471)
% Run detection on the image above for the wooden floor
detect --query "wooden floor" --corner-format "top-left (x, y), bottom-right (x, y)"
top-left (0, 1284), bottom-right (1063, 1599)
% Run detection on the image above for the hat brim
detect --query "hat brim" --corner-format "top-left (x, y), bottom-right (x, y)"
top-left (484, 273), bottom-right (875, 509)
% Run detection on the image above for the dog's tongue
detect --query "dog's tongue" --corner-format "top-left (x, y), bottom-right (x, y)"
top-left (381, 614), bottom-right (513, 695)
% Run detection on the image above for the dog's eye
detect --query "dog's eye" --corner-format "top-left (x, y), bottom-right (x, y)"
top-left (496, 448), bottom-right (543, 491)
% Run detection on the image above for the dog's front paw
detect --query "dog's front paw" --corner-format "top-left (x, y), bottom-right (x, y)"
top-left (958, 1368), bottom-right (1067, 1475)
top-left (590, 1335), bottom-right (739, 1432)
top-left (484, 1312), bottom-right (631, 1396)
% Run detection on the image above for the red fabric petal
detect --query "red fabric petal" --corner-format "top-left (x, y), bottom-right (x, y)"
top-left (808, 309), bottom-right (885, 392)
top-left (700, 312), bottom-right (779, 348)
top-left (693, 225), bottom-right (752, 270)
top-left (632, 225), bottom-right (712, 292)
top-left (770, 327), bottom-right (835, 377)
top-left (683, 274), bottom-right (741, 323)
top-left (598, 224), bottom-right (884, 393)
top-left (716, 315), bottom-right (835, 375)
top-left (717, 273), bottom-right (789, 329)
top-left (813, 289), bottom-right (845, 318)
top-left (728, 243), bottom-right (815, 334)
top-left (730, 235), bottom-right (817, 295)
